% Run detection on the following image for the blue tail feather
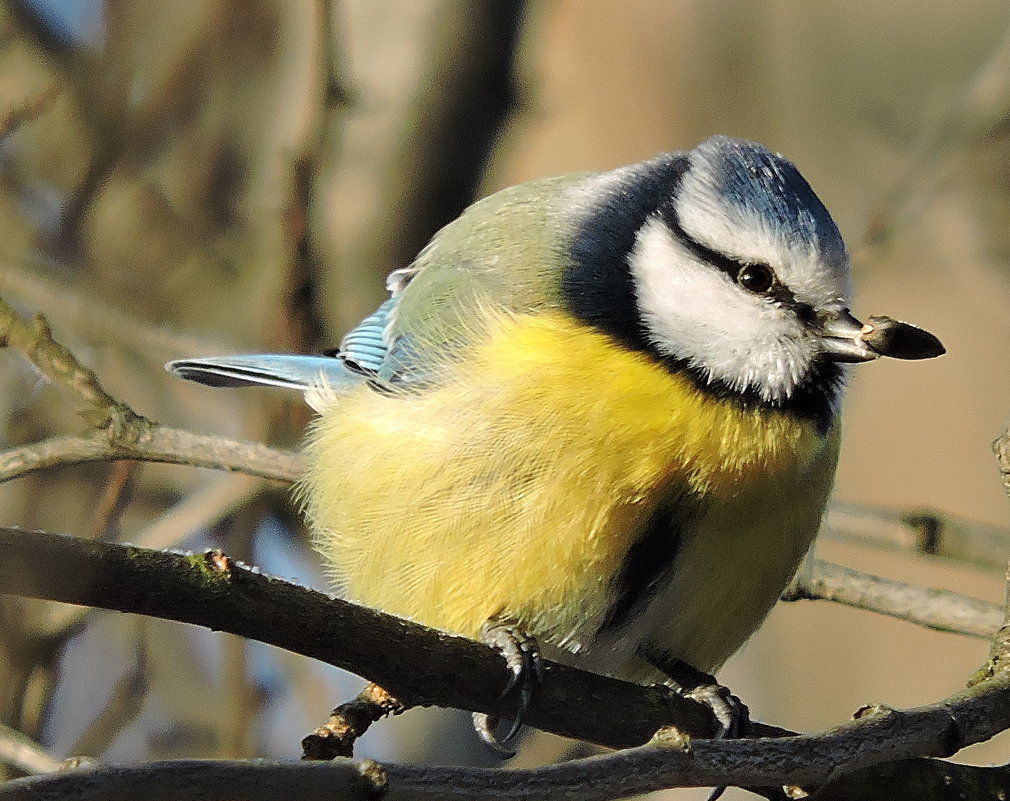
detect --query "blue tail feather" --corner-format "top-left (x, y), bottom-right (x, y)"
top-left (166, 354), bottom-right (363, 391)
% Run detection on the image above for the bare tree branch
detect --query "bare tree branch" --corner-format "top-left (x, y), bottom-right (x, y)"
top-left (130, 473), bottom-right (267, 551)
top-left (3, 664), bottom-right (1010, 801)
top-left (3, 525), bottom-right (1010, 798)
top-left (3, 279), bottom-right (1008, 796)
top-left (968, 563), bottom-right (1010, 687)
top-left (0, 526), bottom-right (717, 749)
top-left (69, 621), bottom-right (149, 759)
top-left (856, 23), bottom-right (1010, 250)
top-left (784, 559), bottom-right (1003, 639)
top-left (0, 759), bottom-right (387, 801)
top-left (0, 428), bottom-right (300, 484)
top-left (0, 297), bottom-right (300, 483)
top-left (0, 296), bottom-right (126, 419)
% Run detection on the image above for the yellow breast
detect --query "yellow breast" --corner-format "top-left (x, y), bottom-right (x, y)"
top-left (299, 310), bottom-right (836, 670)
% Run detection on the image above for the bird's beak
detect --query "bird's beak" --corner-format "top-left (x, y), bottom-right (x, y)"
top-left (818, 309), bottom-right (945, 363)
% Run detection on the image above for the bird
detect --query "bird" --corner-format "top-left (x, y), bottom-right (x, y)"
top-left (168, 135), bottom-right (944, 750)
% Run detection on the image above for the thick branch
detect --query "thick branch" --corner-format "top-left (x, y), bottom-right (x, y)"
top-left (0, 759), bottom-right (386, 801)
top-left (0, 527), bottom-right (714, 749)
top-left (4, 528), bottom-right (1010, 797)
top-left (4, 667), bottom-right (1010, 801)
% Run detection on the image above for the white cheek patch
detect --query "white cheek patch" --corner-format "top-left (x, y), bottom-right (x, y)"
top-left (629, 219), bottom-right (817, 402)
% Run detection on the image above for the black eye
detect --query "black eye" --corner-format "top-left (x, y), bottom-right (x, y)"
top-left (737, 263), bottom-right (774, 294)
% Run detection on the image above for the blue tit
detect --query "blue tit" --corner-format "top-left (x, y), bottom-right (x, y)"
top-left (168, 135), bottom-right (943, 740)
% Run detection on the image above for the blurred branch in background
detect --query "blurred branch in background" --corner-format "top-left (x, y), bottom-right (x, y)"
top-left (0, 0), bottom-right (333, 773)
top-left (821, 502), bottom-right (1010, 574)
top-left (309, 0), bottom-right (526, 338)
top-left (0, 723), bottom-right (63, 776)
top-left (858, 23), bottom-right (1010, 252)
top-left (1, 259), bottom-right (237, 359)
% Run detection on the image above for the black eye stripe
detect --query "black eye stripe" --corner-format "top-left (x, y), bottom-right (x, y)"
top-left (659, 206), bottom-right (746, 282)
top-left (657, 205), bottom-right (801, 309)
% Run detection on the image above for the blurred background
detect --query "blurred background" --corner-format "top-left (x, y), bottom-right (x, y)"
top-left (1, 1), bottom-right (1009, 798)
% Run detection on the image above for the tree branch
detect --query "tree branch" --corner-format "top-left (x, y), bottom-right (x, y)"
top-left (784, 559), bottom-right (1002, 639)
top-left (4, 526), bottom-right (1010, 798)
top-left (994, 426), bottom-right (1010, 503)
top-left (3, 665), bottom-right (1010, 800)
top-left (3, 297), bottom-right (1008, 796)
top-left (0, 722), bottom-right (64, 775)
top-left (0, 759), bottom-right (388, 801)
top-left (0, 429), bottom-right (300, 484)
top-left (0, 297), bottom-right (300, 484)
top-left (0, 526), bottom-right (716, 749)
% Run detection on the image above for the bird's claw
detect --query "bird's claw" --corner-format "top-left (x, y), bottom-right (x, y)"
top-left (684, 682), bottom-right (749, 740)
top-left (471, 620), bottom-right (543, 756)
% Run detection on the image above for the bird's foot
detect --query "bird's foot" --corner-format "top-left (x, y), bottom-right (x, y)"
top-left (472, 619), bottom-right (544, 758)
top-left (684, 681), bottom-right (749, 740)
top-left (643, 651), bottom-right (750, 801)
top-left (651, 655), bottom-right (750, 739)
top-left (678, 676), bottom-right (749, 801)
top-left (677, 669), bottom-right (749, 801)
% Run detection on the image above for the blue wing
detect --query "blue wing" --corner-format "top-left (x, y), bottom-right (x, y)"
top-left (334, 297), bottom-right (397, 374)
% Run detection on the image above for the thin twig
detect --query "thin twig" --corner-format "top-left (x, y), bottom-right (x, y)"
top-left (857, 23), bottom-right (1010, 250)
top-left (0, 722), bottom-right (64, 775)
top-left (783, 559), bottom-right (1003, 639)
top-left (130, 473), bottom-right (266, 551)
top-left (69, 622), bottom-right (148, 758)
top-left (302, 683), bottom-right (406, 760)
top-left (0, 296), bottom-right (128, 425)
top-left (0, 297), bottom-right (300, 484)
top-left (86, 461), bottom-right (136, 539)
top-left (0, 85), bottom-right (60, 139)
top-left (0, 429), bottom-right (300, 484)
